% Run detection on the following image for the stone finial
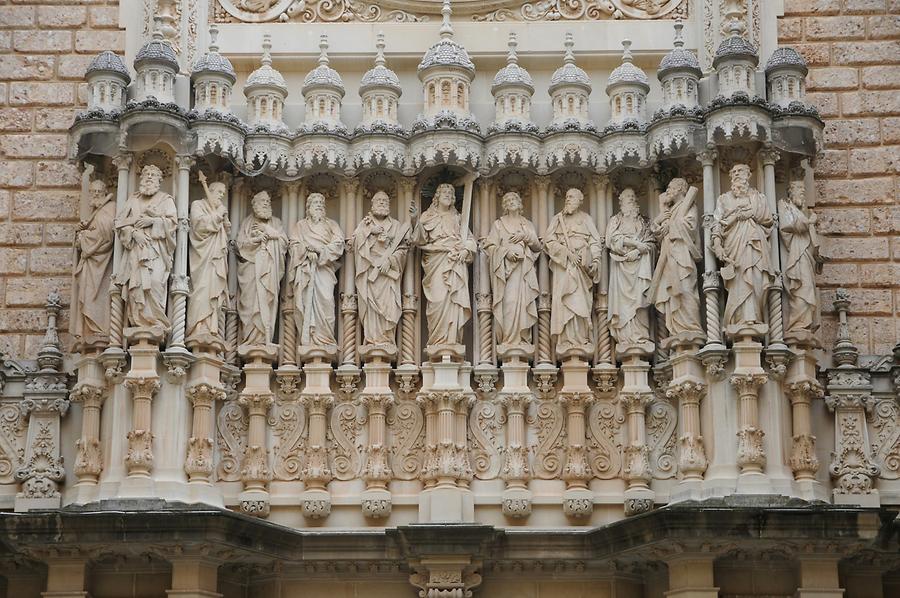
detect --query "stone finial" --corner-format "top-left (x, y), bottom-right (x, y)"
top-left (507, 32), bottom-right (518, 65)
top-left (375, 31), bottom-right (386, 67)
top-left (261, 33), bottom-right (273, 67)
top-left (563, 32), bottom-right (575, 65)
top-left (621, 39), bottom-right (633, 63)
top-left (37, 291), bottom-right (63, 373)
top-left (208, 24), bottom-right (220, 54)
top-left (673, 19), bottom-right (684, 48)
top-left (440, 0), bottom-right (453, 39)
top-left (832, 288), bottom-right (858, 368)
top-left (318, 33), bottom-right (330, 67)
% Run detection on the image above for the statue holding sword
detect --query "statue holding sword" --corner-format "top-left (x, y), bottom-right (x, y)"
top-left (413, 175), bottom-right (478, 358)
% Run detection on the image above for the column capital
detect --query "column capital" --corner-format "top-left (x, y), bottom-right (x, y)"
top-left (175, 154), bottom-right (195, 171)
top-left (758, 147), bottom-right (781, 167)
top-left (696, 149), bottom-right (718, 167)
top-left (113, 151), bottom-right (133, 171)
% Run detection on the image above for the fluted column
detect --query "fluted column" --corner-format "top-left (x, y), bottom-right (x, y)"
top-left (301, 392), bottom-right (333, 518)
top-left (560, 391), bottom-right (594, 518)
top-left (500, 392), bottom-right (531, 517)
top-left (238, 391), bottom-right (273, 516)
top-left (123, 375), bottom-right (159, 479)
top-left (620, 391), bottom-right (653, 498)
top-left (72, 382), bottom-right (105, 487)
top-left (786, 380), bottom-right (822, 481)
top-left (668, 379), bottom-right (708, 481)
top-left (185, 382), bottom-right (223, 485)
top-left (696, 149), bottom-right (727, 378)
top-left (731, 372), bottom-right (768, 475)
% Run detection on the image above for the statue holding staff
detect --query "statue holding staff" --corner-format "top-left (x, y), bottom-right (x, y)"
top-left (413, 179), bottom-right (477, 357)
top-left (186, 171), bottom-right (231, 350)
top-left (779, 180), bottom-right (823, 345)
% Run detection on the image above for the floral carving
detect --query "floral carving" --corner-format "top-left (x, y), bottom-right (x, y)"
top-left (216, 399), bottom-right (248, 482)
top-left (387, 400), bottom-right (424, 480)
top-left (468, 399), bottom-right (503, 480)
top-left (531, 399), bottom-right (565, 480)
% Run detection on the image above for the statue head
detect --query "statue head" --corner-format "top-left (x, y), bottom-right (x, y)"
top-left (563, 188), bottom-right (583, 215)
top-left (306, 193), bottom-right (326, 222)
top-left (619, 188), bottom-right (640, 218)
top-left (208, 181), bottom-right (227, 206)
top-left (138, 165), bottom-right (163, 197)
top-left (501, 191), bottom-right (523, 215)
top-left (435, 183), bottom-right (456, 211)
top-left (665, 178), bottom-right (688, 203)
top-left (89, 179), bottom-right (109, 208)
top-left (250, 191), bottom-right (272, 220)
top-left (729, 164), bottom-right (752, 196)
top-left (370, 190), bottom-right (391, 218)
top-left (788, 180), bottom-right (806, 206)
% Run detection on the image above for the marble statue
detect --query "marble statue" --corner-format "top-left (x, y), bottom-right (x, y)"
top-left (648, 178), bottom-right (705, 347)
top-left (483, 191), bottom-right (541, 356)
top-left (351, 190), bottom-right (415, 355)
top-left (236, 190), bottom-right (287, 348)
top-left (711, 164), bottom-right (774, 338)
top-left (71, 177), bottom-right (115, 350)
top-left (413, 182), bottom-right (476, 353)
top-left (186, 171), bottom-right (231, 350)
top-left (288, 193), bottom-right (344, 356)
top-left (545, 188), bottom-right (603, 358)
top-left (115, 164), bottom-right (177, 335)
top-left (606, 188), bottom-right (654, 353)
top-left (779, 180), bottom-right (823, 344)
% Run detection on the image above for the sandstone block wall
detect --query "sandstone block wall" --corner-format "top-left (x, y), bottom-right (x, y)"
top-left (0, 1), bottom-right (123, 358)
top-left (780, 0), bottom-right (900, 354)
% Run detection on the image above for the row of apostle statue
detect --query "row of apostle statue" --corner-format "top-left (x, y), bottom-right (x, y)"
top-left (70, 162), bottom-right (823, 368)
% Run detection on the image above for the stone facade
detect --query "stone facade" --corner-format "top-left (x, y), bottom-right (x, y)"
top-left (0, 1), bottom-right (899, 597)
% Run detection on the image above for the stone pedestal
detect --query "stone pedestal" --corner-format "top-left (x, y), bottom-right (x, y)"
top-left (360, 356), bottom-right (394, 519)
top-left (417, 356), bottom-right (474, 524)
top-left (785, 350), bottom-right (827, 502)
top-left (731, 339), bottom-right (770, 495)
top-left (70, 355), bottom-right (107, 505)
top-left (795, 557), bottom-right (844, 598)
top-left (119, 327), bottom-right (163, 498)
top-left (619, 350), bottom-right (654, 516)
top-left (558, 357), bottom-right (594, 519)
top-left (665, 555), bottom-right (720, 598)
top-left (300, 357), bottom-right (335, 519)
top-left (184, 353), bottom-right (225, 506)
top-left (238, 345), bottom-right (276, 517)
top-left (667, 346), bottom-right (708, 503)
top-left (498, 357), bottom-right (533, 519)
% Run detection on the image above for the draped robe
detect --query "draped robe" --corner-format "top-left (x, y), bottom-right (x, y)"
top-left (187, 197), bottom-right (230, 345)
top-left (544, 210), bottom-right (602, 356)
top-left (648, 194), bottom-right (704, 342)
top-left (289, 217), bottom-right (344, 348)
top-left (779, 198), bottom-right (821, 338)
top-left (483, 214), bottom-right (540, 349)
top-left (115, 191), bottom-right (177, 331)
top-left (236, 215), bottom-right (286, 346)
top-left (71, 199), bottom-right (115, 347)
top-left (353, 214), bottom-right (409, 347)
top-left (606, 212), bottom-right (653, 347)
top-left (414, 206), bottom-right (475, 348)
top-left (713, 189), bottom-right (774, 336)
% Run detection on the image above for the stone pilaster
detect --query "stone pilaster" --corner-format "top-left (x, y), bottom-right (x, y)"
top-left (120, 327), bottom-right (163, 498)
top-left (300, 356), bottom-right (335, 519)
top-left (238, 346), bottom-right (276, 517)
top-left (558, 357), bottom-right (594, 519)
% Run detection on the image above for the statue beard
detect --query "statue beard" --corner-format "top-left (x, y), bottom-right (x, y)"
top-left (309, 209), bottom-right (325, 223)
top-left (371, 205), bottom-right (390, 219)
top-left (90, 194), bottom-right (107, 209)
top-left (732, 181), bottom-right (749, 197)
top-left (139, 180), bottom-right (159, 197)
top-left (563, 203), bottom-right (578, 215)
top-left (254, 206), bottom-right (272, 220)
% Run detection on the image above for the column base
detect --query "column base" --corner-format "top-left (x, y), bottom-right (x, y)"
top-left (186, 481), bottom-right (224, 507)
top-left (624, 487), bottom-right (655, 516)
top-left (793, 479), bottom-right (829, 502)
top-left (117, 474), bottom-right (156, 498)
top-left (669, 479), bottom-right (704, 503)
top-left (418, 485), bottom-right (474, 523)
top-left (833, 490), bottom-right (880, 507)
top-left (14, 495), bottom-right (61, 512)
top-left (239, 489), bottom-right (271, 518)
top-left (735, 471), bottom-right (772, 494)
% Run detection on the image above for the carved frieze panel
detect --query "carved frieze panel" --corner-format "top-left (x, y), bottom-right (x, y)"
top-left (530, 398), bottom-right (565, 480)
top-left (647, 398), bottom-right (677, 479)
top-left (871, 399), bottom-right (900, 480)
top-left (387, 399), bottom-right (425, 481)
top-left (0, 403), bottom-right (26, 485)
top-left (586, 398), bottom-right (623, 479)
top-left (216, 399), bottom-right (248, 482)
top-left (330, 398), bottom-right (365, 481)
top-left (271, 398), bottom-right (307, 481)
top-left (468, 398), bottom-right (504, 480)
top-left (214, 0), bottom-right (687, 23)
